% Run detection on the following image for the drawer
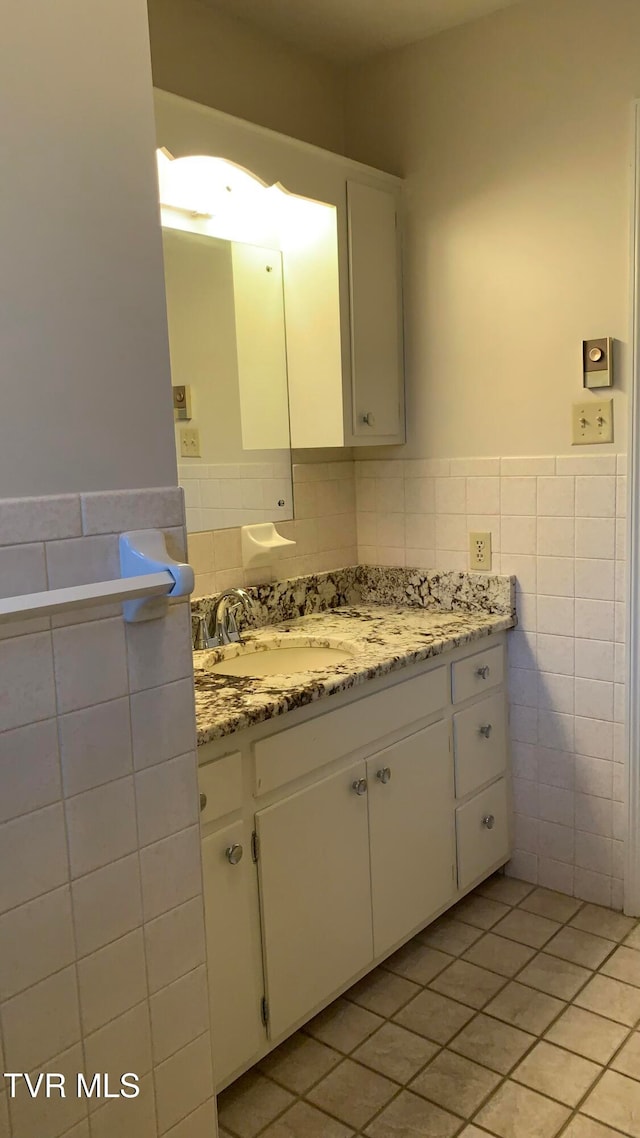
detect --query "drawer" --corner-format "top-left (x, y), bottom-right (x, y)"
top-left (456, 778), bottom-right (510, 891)
top-left (199, 751), bottom-right (243, 826)
top-left (452, 645), bottom-right (503, 704)
top-left (454, 692), bottom-right (507, 799)
top-left (254, 666), bottom-right (449, 795)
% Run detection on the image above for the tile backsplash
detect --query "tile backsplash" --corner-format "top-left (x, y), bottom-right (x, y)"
top-left (188, 459), bottom-right (357, 597)
top-left (179, 459), bottom-right (293, 535)
top-left (0, 488), bottom-right (214, 1138)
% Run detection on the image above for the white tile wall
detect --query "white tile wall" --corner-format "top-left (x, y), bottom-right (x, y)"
top-left (178, 460), bottom-right (293, 535)
top-left (0, 488), bottom-right (214, 1137)
top-left (355, 453), bottom-right (627, 909)
top-left (188, 460), bottom-right (358, 597)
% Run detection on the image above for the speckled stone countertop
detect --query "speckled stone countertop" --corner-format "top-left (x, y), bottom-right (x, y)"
top-left (194, 565), bottom-right (516, 745)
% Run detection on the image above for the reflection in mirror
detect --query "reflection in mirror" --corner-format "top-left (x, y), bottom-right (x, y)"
top-left (158, 151), bottom-right (294, 534)
top-left (162, 227), bottom-right (292, 535)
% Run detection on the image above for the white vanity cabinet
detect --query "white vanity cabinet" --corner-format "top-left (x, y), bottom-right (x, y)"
top-left (154, 89), bottom-right (405, 448)
top-left (197, 634), bottom-right (511, 1091)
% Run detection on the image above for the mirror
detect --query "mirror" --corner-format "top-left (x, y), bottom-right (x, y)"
top-left (162, 226), bottom-right (293, 534)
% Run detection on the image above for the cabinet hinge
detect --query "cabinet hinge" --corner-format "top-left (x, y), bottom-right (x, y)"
top-left (261, 996), bottom-right (269, 1027)
top-left (251, 831), bottom-right (260, 862)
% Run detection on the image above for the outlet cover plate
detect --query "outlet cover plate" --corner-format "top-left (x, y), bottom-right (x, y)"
top-left (470, 531), bottom-right (492, 572)
top-left (572, 398), bottom-right (613, 445)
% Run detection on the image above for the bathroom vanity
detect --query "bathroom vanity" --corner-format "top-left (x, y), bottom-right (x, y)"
top-left (192, 568), bottom-right (516, 1090)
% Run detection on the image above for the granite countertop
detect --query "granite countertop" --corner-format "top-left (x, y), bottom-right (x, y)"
top-left (193, 602), bottom-right (515, 746)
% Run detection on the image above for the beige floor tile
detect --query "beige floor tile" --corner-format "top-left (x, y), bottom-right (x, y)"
top-left (519, 887), bottom-right (583, 923)
top-left (611, 1032), bottom-right (640, 1079)
top-left (429, 960), bottom-right (507, 1009)
top-left (484, 981), bottom-right (565, 1034)
top-left (217, 1072), bottom-right (295, 1138)
top-left (410, 1049), bottom-right (501, 1117)
top-left (393, 988), bottom-right (475, 1044)
top-left (575, 974), bottom-right (640, 1026)
top-left (458, 1129), bottom-right (495, 1138)
top-left (347, 968), bottom-right (420, 1018)
top-left (352, 1023), bottom-right (438, 1084)
top-left (260, 1101), bottom-right (355, 1138)
top-left (304, 999), bottom-right (384, 1054)
top-left (384, 940), bottom-right (453, 985)
top-left (475, 1080), bottom-right (571, 1138)
top-left (492, 909), bottom-right (561, 948)
top-left (452, 895), bottom-right (511, 930)
top-left (563, 1117), bottom-right (627, 1138)
top-left (419, 917), bottom-right (484, 956)
top-left (583, 1069), bottom-right (640, 1137)
top-left (512, 1040), bottom-right (601, 1107)
top-left (476, 875), bottom-right (535, 906)
top-left (624, 925), bottom-right (640, 951)
top-left (600, 946), bottom-right (640, 988)
top-left (462, 933), bottom-right (536, 978)
top-left (364, 1090), bottom-right (460, 1137)
top-left (545, 927), bottom-right (616, 970)
top-left (545, 1006), bottom-right (628, 1064)
top-left (516, 952), bottom-right (592, 1000)
top-left (258, 1033), bottom-right (342, 1094)
top-left (449, 1013), bottom-right (535, 1074)
top-left (306, 1059), bottom-right (397, 1130)
top-left (571, 904), bottom-right (636, 943)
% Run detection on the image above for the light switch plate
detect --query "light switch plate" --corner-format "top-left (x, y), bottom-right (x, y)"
top-left (179, 426), bottom-right (201, 457)
top-left (469, 532), bottom-right (492, 571)
top-left (572, 399), bottom-right (613, 445)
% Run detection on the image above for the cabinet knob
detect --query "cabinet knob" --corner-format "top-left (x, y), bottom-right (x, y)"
top-left (476, 665), bottom-right (490, 679)
top-left (482, 814), bottom-right (495, 830)
top-left (376, 767), bottom-right (392, 784)
top-left (360, 411), bottom-right (376, 427)
top-left (225, 843), bottom-right (243, 865)
top-left (479, 723), bottom-right (493, 739)
top-left (199, 792), bottom-right (207, 812)
top-left (352, 778), bottom-right (368, 796)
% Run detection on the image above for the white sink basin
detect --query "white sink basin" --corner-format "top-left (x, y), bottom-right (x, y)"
top-left (208, 643), bottom-right (355, 678)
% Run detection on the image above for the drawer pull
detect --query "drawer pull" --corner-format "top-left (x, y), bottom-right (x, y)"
top-left (482, 814), bottom-right (495, 830)
top-left (352, 778), bottom-right (368, 796)
top-left (199, 792), bottom-right (207, 812)
top-left (479, 724), bottom-right (493, 739)
top-left (225, 843), bottom-right (243, 865)
top-left (476, 665), bottom-right (491, 680)
top-left (376, 767), bottom-right (392, 784)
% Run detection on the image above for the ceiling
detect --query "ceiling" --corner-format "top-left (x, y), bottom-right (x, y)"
top-left (197, 0), bottom-right (525, 63)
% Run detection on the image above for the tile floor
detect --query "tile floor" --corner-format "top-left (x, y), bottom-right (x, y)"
top-left (217, 875), bottom-right (640, 1138)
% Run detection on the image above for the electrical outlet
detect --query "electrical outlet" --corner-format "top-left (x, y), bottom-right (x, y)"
top-left (572, 399), bottom-right (613, 445)
top-left (470, 531), bottom-right (492, 572)
top-left (179, 427), bottom-right (200, 458)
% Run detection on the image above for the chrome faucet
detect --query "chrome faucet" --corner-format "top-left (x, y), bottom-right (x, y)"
top-left (197, 587), bottom-right (254, 649)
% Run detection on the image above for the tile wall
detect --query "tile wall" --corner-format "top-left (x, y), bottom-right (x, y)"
top-left (355, 454), bottom-right (628, 909)
top-left (0, 488), bottom-right (215, 1138)
top-left (179, 460), bottom-right (293, 535)
top-left (188, 461), bottom-right (358, 597)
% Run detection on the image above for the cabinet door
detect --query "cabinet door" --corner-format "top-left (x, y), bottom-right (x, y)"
top-left (256, 761), bottom-right (373, 1040)
top-left (367, 721), bottom-right (455, 958)
top-left (347, 180), bottom-right (404, 443)
top-left (202, 822), bottom-right (265, 1088)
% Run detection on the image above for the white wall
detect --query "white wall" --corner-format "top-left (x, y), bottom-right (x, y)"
top-left (0, 0), bottom-right (176, 497)
top-left (345, 0), bottom-right (640, 459)
top-left (147, 0), bottom-right (346, 153)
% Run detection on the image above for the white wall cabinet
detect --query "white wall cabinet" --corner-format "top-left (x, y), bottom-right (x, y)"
top-left (197, 635), bottom-right (511, 1091)
top-left (154, 89), bottom-right (405, 448)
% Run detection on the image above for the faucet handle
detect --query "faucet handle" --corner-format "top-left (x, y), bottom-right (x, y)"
top-left (193, 615), bottom-right (210, 651)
